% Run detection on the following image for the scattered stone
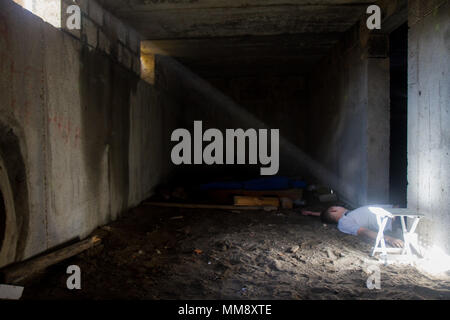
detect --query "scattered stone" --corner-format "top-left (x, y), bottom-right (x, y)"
top-left (327, 249), bottom-right (337, 260)
top-left (289, 245), bottom-right (300, 253)
top-left (273, 260), bottom-right (282, 271)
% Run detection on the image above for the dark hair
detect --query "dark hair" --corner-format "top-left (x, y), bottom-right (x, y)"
top-left (320, 207), bottom-right (337, 224)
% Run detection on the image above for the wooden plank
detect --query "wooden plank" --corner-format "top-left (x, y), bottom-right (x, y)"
top-left (1, 236), bottom-right (101, 284)
top-left (234, 196), bottom-right (280, 207)
top-left (280, 197), bottom-right (294, 209)
top-left (143, 201), bottom-right (278, 211)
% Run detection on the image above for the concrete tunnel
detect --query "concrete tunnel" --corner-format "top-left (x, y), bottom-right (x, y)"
top-left (0, 0), bottom-right (449, 300)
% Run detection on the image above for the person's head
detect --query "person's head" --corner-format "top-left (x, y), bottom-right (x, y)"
top-left (321, 206), bottom-right (347, 224)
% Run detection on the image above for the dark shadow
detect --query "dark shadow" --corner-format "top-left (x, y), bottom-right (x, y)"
top-left (0, 123), bottom-right (29, 262)
top-left (0, 190), bottom-right (5, 251)
top-left (389, 23), bottom-right (408, 207)
top-left (79, 46), bottom-right (137, 217)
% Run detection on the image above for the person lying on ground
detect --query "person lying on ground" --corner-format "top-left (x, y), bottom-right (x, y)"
top-left (301, 205), bottom-right (404, 248)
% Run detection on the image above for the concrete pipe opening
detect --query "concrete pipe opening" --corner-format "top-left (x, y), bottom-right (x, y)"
top-left (0, 155), bottom-right (18, 268)
top-left (0, 190), bottom-right (5, 251)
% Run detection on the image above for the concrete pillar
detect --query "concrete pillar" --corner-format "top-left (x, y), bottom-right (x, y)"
top-left (407, 0), bottom-right (450, 252)
top-left (305, 25), bottom-right (391, 207)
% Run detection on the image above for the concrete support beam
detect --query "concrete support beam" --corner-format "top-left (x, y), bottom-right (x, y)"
top-left (305, 21), bottom-right (391, 207)
top-left (407, 0), bottom-right (450, 252)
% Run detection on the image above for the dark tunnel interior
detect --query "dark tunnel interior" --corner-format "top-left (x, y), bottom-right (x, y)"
top-left (0, 190), bottom-right (5, 252)
top-left (0, 0), bottom-right (449, 303)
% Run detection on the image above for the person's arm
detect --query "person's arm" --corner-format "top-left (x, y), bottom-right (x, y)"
top-left (301, 210), bottom-right (321, 217)
top-left (357, 227), bottom-right (404, 248)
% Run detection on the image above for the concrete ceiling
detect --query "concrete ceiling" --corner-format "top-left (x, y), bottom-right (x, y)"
top-left (98, 0), bottom-right (375, 77)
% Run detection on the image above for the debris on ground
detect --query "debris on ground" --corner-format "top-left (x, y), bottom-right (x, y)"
top-left (21, 204), bottom-right (450, 300)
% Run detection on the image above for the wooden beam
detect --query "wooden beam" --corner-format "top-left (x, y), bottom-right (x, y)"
top-left (234, 196), bottom-right (280, 207)
top-left (1, 236), bottom-right (101, 284)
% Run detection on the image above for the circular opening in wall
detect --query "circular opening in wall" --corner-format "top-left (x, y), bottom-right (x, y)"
top-left (0, 189), bottom-right (5, 251)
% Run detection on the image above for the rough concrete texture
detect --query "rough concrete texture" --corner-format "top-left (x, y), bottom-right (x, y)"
top-left (407, 0), bottom-right (450, 253)
top-left (135, 0), bottom-right (373, 79)
top-left (123, 0), bottom-right (406, 79)
top-left (60, 0), bottom-right (142, 76)
top-left (306, 22), bottom-right (390, 207)
top-left (13, 0), bottom-right (142, 75)
top-left (0, 1), bottom-right (179, 267)
top-left (99, 0), bottom-right (373, 39)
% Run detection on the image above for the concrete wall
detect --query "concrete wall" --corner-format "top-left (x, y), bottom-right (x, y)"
top-left (13, 0), bottom-right (141, 75)
top-left (306, 23), bottom-right (390, 207)
top-left (61, 0), bottom-right (141, 76)
top-left (407, 0), bottom-right (450, 252)
top-left (0, 1), bottom-right (179, 267)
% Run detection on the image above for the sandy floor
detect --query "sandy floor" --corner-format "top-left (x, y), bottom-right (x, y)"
top-left (22, 205), bottom-right (450, 300)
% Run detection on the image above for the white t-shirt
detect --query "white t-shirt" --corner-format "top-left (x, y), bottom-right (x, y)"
top-left (337, 205), bottom-right (394, 236)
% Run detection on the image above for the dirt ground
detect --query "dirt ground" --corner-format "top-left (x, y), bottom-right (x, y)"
top-left (22, 204), bottom-right (450, 300)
